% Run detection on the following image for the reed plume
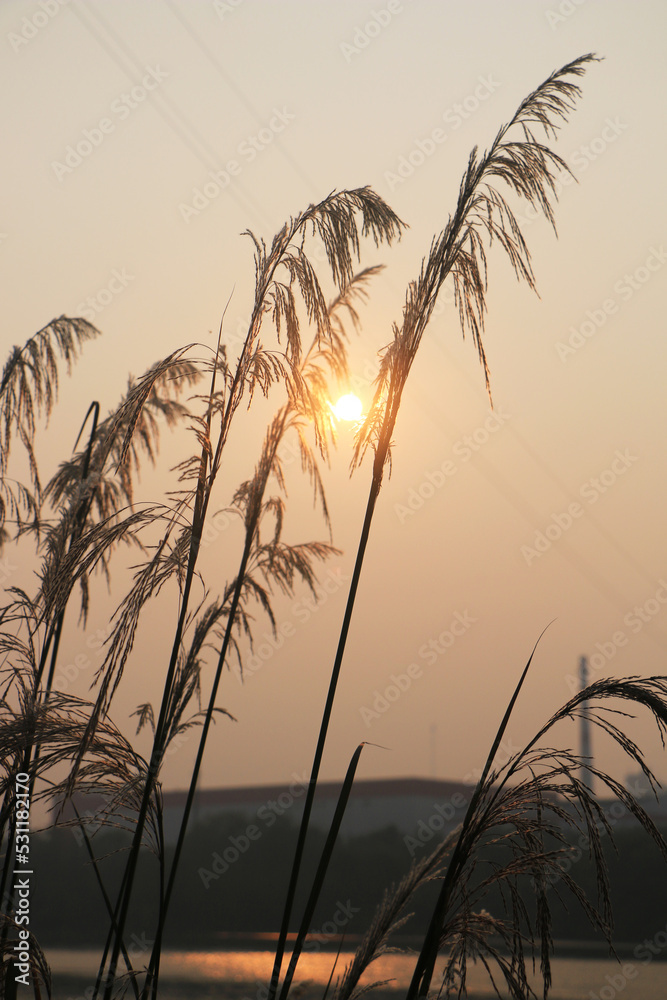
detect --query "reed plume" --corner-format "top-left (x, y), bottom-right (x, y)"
top-left (92, 191), bottom-right (402, 998)
top-left (268, 53), bottom-right (599, 1000)
top-left (0, 316), bottom-right (100, 541)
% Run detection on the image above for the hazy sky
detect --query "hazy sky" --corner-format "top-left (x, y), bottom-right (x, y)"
top-left (3, 0), bottom-right (667, 797)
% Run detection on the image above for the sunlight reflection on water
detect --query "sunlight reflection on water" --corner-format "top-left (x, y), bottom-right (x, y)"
top-left (48, 948), bottom-right (667, 999)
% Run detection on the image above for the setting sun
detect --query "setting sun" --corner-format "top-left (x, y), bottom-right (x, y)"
top-left (332, 393), bottom-right (363, 422)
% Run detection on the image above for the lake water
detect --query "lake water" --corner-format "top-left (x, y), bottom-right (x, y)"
top-left (41, 947), bottom-right (667, 1000)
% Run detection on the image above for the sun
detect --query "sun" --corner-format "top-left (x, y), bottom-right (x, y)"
top-left (332, 393), bottom-right (363, 422)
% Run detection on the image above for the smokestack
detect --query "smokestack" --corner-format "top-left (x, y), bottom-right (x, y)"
top-left (580, 655), bottom-right (593, 792)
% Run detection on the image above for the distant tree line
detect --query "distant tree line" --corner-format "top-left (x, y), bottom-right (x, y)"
top-left (25, 813), bottom-right (667, 954)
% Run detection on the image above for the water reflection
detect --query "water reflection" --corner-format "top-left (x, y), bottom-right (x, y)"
top-left (47, 947), bottom-right (667, 999)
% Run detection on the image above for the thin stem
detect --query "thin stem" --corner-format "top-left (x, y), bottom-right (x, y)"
top-left (99, 560), bottom-right (199, 1000)
top-left (74, 805), bottom-right (141, 1000)
top-left (143, 533), bottom-right (254, 1000)
top-left (268, 470), bottom-right (381, 1000)
top-left (277, 744), bottom-right (365, 1000)
top-left (98, 352), bottom-right (219, 998)
top-left (406, 631), bottom-right (547, 999)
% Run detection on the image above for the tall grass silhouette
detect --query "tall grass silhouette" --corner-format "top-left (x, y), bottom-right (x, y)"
top-left (2, 52), bottom-right (667, 1000)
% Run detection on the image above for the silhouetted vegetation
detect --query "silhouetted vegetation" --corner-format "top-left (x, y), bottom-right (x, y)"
top-left (4, 51), bottom-right (667, 1000)
top-left (22, 816), bottom-right (667, 953)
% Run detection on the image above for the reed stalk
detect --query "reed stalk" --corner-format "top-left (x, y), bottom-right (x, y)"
top-left (269, 52), bottom-right (598, 1000)
top-left (87, 191), bottom-right (402, 997)
top-left (142, 271), bottom-right (382, 998)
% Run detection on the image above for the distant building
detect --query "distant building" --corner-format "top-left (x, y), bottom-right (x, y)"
top-left (160, 776), bottom-right (475, 844)
top-left (50, 773), bottom-right (667, 848)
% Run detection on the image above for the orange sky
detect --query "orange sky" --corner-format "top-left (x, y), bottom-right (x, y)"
top-left (2, 0), bottom-right (667, 798)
